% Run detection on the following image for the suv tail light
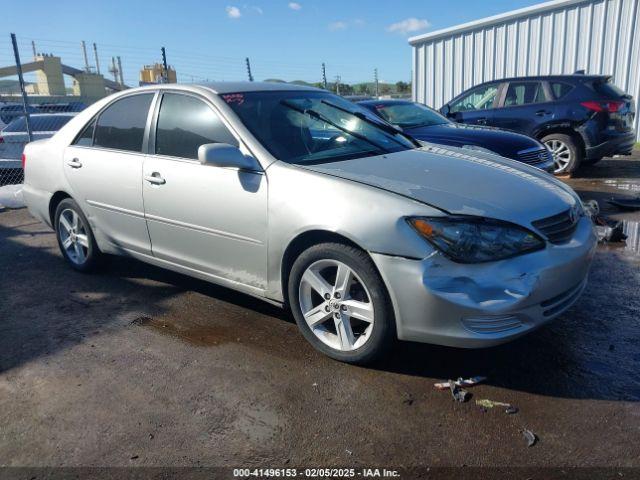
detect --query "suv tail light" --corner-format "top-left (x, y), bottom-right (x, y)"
top-left (0, 134), bottom-right (4, 144)
top-left (580, 101), bottom-right (624, 113)
top-left (21, 153), bottom-right (26, 170)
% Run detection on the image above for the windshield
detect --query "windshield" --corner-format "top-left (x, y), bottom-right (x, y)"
top-left (370, 102), bottom-right (449, 128)
top-left (3, 115), bottom-right (72, 133)
top-left (223, 91), bottom-right (416, 165)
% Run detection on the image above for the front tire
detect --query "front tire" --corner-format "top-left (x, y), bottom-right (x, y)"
top-left (542, 133), bottom-right (582, 175)
top-left (288, 242), bottom-right (394, 364)
top-left (54, 198), bottom-right (102, 272)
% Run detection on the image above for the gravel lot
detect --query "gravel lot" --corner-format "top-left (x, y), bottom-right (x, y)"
top-left (1, 154), bottom-right (639, 473)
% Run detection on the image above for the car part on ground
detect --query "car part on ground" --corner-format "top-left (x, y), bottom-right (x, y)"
top-left (21, 82), bottom-right (596, 363)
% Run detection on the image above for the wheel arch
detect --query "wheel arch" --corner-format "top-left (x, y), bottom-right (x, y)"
top-left (280, 229), bottom-right (373, 307)
top-left (48, 191), bottom-right (72, 226)
top-left (535, 125), bottom-right (586, 157)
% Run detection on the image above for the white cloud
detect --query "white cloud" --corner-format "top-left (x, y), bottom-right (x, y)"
top-left (353, 18), bottom-right (365, 27)
top-left (386, 17), bottom-right (431, 35)
top-left (328, 21), bottom-right (348, 31)
top-left (288, 2), bottom-right (302, 10)
top-left (250, 5), bottom-right (263, 14)
top-left (226, 5), bottom-right (242, 18)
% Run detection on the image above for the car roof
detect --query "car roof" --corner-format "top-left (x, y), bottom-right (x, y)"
top-left (196, 81), bottom-right (321, 94)
top-left (473, 74), bottom-right (610, 85)
top-left (358, 99), bottom-right (415, 107)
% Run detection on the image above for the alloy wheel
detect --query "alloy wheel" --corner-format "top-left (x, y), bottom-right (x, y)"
top-left (58, 208), bottom-right (90, 265)
top-left (544, 139), bottom-right (572, 174)
top-left (298, 259), bottom-right (375, 352)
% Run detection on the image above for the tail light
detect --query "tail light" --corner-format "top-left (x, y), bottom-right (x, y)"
top-left (0, 134), bottom-right (4, 143)
top-left (21, 153), bottom-right (26, 170)
top-left (580, 101), bottom-right (624, 112)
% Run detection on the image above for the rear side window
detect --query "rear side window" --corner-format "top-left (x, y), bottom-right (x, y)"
top-left (94, 94), bottom-right (154, 152)
top-left (155, 93), bottom-right (238, 160)
top-left (503, 82), bottom-right (547, 106)
top-left (593, 81), bottom-right (627, 98)
top-left (551, 82), bottom-right (574, 99)
top-left (74, 118), bottom-right (96, 146)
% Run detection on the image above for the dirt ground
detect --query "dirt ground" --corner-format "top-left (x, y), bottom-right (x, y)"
top-left (1, 153), bottom-right (639, 474)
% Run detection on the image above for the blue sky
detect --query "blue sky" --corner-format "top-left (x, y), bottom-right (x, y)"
top-left (4, 0), bottom-right (542, 85)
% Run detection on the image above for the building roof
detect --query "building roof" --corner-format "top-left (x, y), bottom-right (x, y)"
top-left (408, 0), bottom-right (591, 45)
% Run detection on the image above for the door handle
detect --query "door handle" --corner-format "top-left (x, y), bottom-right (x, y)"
top-left (535, 110), bottom-right (551, 116)
top-left (144, 172), bottom-right (166, 185)
top-left (66, 158), bottom-right (82, 168)
top-left (476, 117), bottom-right (487, 125)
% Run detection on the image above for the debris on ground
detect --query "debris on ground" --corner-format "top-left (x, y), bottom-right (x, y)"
top-left (522, 429), bottom-right (538, 447)
top-left (594, 215), bottom-right (627, 243)
top-left (476, 399), bottom-right (510, 409)
top-left (434, 376), bottom-right (487, 390)
top-left (0, 184), bottom-right (25, 209)
top-left (449, 381), bottom-right (471, 403)
top-left (476, 398), bottom-right (519, 414)
top-left (608, 196), bottom-right (640, 211)
top-left (582, 199), bottom-right (600, 218)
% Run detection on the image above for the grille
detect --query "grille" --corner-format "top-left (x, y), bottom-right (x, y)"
top-left (461, 314), bottom-right (523, 334)
top-left (532, 209), bottom-right (579, 244)
top-left (517, 147), bottom-right (552, 165)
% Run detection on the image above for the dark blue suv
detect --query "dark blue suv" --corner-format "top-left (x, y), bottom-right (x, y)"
top-left (441, 75), bottom-right (636, 174)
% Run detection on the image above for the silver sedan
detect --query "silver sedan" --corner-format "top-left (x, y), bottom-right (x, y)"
top-left (22, 82), bottom-right (597, 364)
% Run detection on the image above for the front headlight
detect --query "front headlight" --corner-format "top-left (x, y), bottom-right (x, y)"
top-left (461, 144), bottom-right (499, 156)
top-left (408, 216), bottom-right (545, 263)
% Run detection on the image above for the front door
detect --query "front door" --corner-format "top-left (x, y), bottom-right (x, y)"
top-left (64, 93), bottom-right (155, 255)
top-left (142, 92), bottom-right (268, 289)
top-left (449, 83), bottom-right (500, 126)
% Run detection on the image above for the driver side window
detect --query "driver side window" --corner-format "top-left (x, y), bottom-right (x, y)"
top-left (450, 84), bottom-right (498, 113)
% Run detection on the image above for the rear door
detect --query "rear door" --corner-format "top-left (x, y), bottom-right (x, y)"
top-left (63, 92), bottom-right (155, 255)
top-left (492, 80), bottom-right (554, 135)
top-left (448, 83), bottom-right (500, 126)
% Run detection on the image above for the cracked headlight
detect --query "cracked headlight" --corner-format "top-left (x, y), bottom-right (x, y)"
top-left (408, 216), bottom-right (545, 263)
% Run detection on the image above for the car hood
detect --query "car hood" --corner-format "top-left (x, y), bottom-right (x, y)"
top-left (300, 146), bottom-right (579, 225)
top-left (403, 123), bottom-right (541, 159)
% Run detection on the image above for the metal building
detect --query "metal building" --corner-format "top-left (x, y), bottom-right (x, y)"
top-left (409, 0), bottom-right (640, 139)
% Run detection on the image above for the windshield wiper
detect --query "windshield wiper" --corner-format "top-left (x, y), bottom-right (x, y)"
top-left (280, 100), bottom-right (390, 154)
top-left (319, 100), bottom-right (419, 148)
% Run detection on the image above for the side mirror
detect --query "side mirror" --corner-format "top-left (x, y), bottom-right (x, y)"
top-left (441, 104), bottom-right (451, 117)
top-left (198, 143), bottom-right (260, 171)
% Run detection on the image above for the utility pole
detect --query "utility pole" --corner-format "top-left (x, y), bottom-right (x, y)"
top-left (374, 68), bottom-right (379, 98)
top-left (109, 57), bottom-right (119, 82)
top-left (245, 57), bottom-right (254, 82)
top-left (10, 33), bottom-right (33, 142)
top-left (81, 41), bottom-right (90, 72)
top-left (31, 40), bottom-right (36, 59)
top-left (161, 47), bottom-right (168, 83)
top-left (321, 63), bottom-right (327, 89)
top-left (335, 75), bottom-right (341, 96)
top-left (93, 43), bottom-right (101, 74)
top-left (117, 56), bottom-right (124, 85)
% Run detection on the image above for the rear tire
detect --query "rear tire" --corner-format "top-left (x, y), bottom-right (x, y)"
top-left (541, 133), bottom-right (582, 175)
top-left (54, 198), bottom-right (102, 273)
top-left (288, 242), bottom-right (395, 365)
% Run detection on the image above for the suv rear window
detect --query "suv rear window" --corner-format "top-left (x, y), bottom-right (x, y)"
top-left (593, 81), bottom-right (627, 98)
top-left (551, 82), bottom-right (573, 99)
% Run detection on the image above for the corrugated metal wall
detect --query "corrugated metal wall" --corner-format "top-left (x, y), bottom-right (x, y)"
top-left (410, 0), bottom-right (640, 140)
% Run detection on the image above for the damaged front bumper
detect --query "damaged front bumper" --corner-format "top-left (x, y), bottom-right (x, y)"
top-left (372, 216), bottom-right (597, 348)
